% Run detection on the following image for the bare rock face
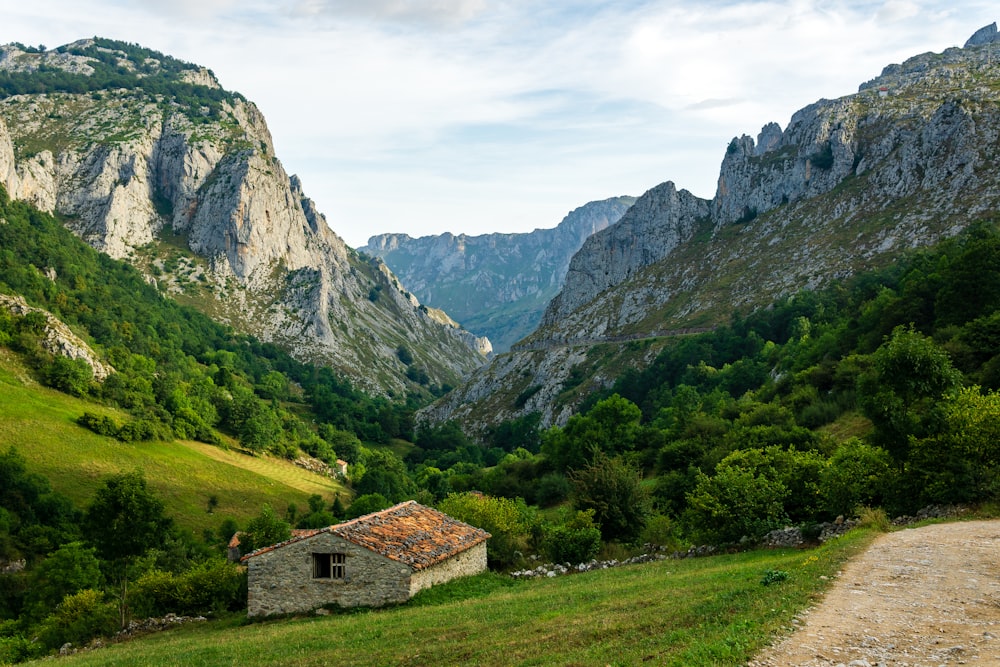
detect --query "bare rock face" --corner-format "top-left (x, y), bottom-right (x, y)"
top-left (542, 183), bottom-right (710, 330)
top-left (0, 40), bottom-right (488, 394)
top-left (965, 22), bottom-right (998, 47)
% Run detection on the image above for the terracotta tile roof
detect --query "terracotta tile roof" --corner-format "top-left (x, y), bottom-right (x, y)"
top-left (241, 501), bottom-right (490, 570)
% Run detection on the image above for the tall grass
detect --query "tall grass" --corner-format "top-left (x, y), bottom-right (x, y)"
top-left (30, 529), bottom-right (877, 667)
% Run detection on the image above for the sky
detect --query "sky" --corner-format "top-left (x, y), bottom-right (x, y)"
top-left (2, 1), bottom-right (997, 248)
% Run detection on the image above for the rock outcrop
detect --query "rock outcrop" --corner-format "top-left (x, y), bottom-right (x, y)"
top-left (361, 196), bottom-right (635, 352)
top-left (0, 294), bottom-right (114, 380)
top-left (0, 39), bottom-right (488, 393)
top-left (424, 27), bottom-right (1000, 434)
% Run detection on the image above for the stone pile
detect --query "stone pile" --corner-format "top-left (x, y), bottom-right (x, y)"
top-left (510, 545), bottom-right (719, 580)
top-left (760, 505), bottom-right (968, 549)
top-left (116, 613), bottom-right (207, 639)
top-left (293, 456), bottom-right (336, 478)
top-left (56, 614), bottom-right (207, 657)
top-left (511, 553), bottom-right (670, 579)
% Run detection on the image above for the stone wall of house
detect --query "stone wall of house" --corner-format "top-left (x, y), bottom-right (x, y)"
top-left (409, 542), bottom-right (488, 596)
top-left (246, 533), bottom-right (412, 617)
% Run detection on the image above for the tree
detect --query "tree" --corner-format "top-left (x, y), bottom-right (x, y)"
top-left (295, 494), bottom-right (336, 529)
top-left (43, 356), bottom-right (93, 397)
top-left (239, 504), bottom-right (291, 556)
top-left (569, 451), bottom-right (650, 542)
top-left (684, 464), bottom-right (789, 545)
top-left (908, 386), bottom-right (1000, 506)
top-left (344, 493), bottom-right (391, 520)
top-left (396, 345), bottom-right (413, 365)
top-left (542, 395), bottom-right (644, 473)
top-left (23, 541), bottom-right (102, 622)
top-left (82, 471), bottom-right (171, 627)
top-left (858, 325), bottom-right (961, 463)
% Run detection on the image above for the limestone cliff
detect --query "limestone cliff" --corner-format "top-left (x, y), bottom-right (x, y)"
top-left (423, 29), bottom-right (1000, 433)
top-left (361, 196), bottom-right (635, 352)
top-left (0, 39), bottom-right (488, 393)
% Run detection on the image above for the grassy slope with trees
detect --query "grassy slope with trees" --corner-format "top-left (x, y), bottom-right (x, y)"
top-left (4, 168), bottom-right (1000, 661)
top-left (26, 527), bottom-right (878, 667)
top-left (0, 184), bottom-right (422, 660)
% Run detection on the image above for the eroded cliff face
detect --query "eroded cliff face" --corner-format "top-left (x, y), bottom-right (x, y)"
top-left (424, 35), bottom-right (1000, 434)
top-left (362, 196), bottom-right (635, 352)
top-left (541, 183), bottom-right (711, 332)
top-left (0, 40), bottom-right (488, 393)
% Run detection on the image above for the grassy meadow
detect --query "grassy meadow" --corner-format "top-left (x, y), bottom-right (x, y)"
top-left (0, 351), bottom-right (346, 536)
top-left (26, 528), bottom-right (877, 667)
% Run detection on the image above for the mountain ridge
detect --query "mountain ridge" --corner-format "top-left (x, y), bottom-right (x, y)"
top-left (361, 196), bottom-right (635, 352)
top-left (422, 28), bottom-right (1000, 434)
top-left (0, 38), bottom-right (488, 395)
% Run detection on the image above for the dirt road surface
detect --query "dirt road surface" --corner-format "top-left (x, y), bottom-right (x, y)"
top-left (749, 520), bottom-right (1000, 666)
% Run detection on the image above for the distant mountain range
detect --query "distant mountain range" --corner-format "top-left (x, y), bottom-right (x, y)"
top-left (422, 25), bottom-right (1000, 434)
top-left (361, 196), bottom-right (635, 353)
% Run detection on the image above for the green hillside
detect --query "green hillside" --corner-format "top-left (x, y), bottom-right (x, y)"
top-left (0, 349), bottom-right (344, 538)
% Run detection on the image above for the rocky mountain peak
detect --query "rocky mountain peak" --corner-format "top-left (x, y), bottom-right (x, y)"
top-left (0, 38), bottom-right (488, 394)
top-left (965, 22), bottom-right (999, 47)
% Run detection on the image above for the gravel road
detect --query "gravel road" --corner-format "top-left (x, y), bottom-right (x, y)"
top-left (749, 520), bottom-right (1000, 667)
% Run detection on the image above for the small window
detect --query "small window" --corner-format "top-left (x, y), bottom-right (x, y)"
top-left (312, 552), bottom-right (346, 579)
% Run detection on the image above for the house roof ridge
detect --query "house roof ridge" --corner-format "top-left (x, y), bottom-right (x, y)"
top-left (241, 500), bottom-right (490, 569)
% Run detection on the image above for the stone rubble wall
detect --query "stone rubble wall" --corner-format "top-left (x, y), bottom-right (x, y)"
top-left (409, 541), bottom-right (487, 596)
top-left (246, 532), bottom-right (412, 617)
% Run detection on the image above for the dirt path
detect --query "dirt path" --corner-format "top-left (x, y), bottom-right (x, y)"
top-left (749, 520), bottom-right (1000, 667)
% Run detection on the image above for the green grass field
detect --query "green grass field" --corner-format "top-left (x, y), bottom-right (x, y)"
top-left (0, 351), bottom-right (347, 536)
top-left (26, 529), bottom-right (877, 666)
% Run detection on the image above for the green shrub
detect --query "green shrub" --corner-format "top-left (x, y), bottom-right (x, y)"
top-left (77, 411), bottom-right (120, 437)
top-left (438, 493), bottom-right (537, 569)
top-left (819, 439), bottom-right (894, 517)
top-left (0, 633), bottom-right (40, 664)
top-left (760, 569), bottom-right (789, 586)
top-left (129, 559), bottom-right (246, 617)
top-left (639, 514), bottom-right (683, 551)
top-left (684, 464), bottom-right (789, 544)
top-left (541, 510), bottom-right (601, 564)
top-left (33, 589), bottom-right (118, 651)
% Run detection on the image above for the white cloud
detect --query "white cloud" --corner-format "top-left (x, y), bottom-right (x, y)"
top-left (292, 0), bottom-right (489, 26)
top-left (1, 0), bottom-right (998, 246)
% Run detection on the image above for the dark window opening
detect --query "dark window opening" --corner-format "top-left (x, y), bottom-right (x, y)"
top-left (312, 552), bottom-right (346, 579)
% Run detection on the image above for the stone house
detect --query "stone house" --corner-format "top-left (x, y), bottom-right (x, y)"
top-left (241, 501), bottom-right (490, 617)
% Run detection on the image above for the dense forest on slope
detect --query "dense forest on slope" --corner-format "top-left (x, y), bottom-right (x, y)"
top-left (406, 216), bottom-right (1000, 547)
top-left (0, 185), bottom-right (419, 454)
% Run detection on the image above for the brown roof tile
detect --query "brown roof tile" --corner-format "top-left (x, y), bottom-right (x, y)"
top-left (241, 501), bottom-right (490, 570)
